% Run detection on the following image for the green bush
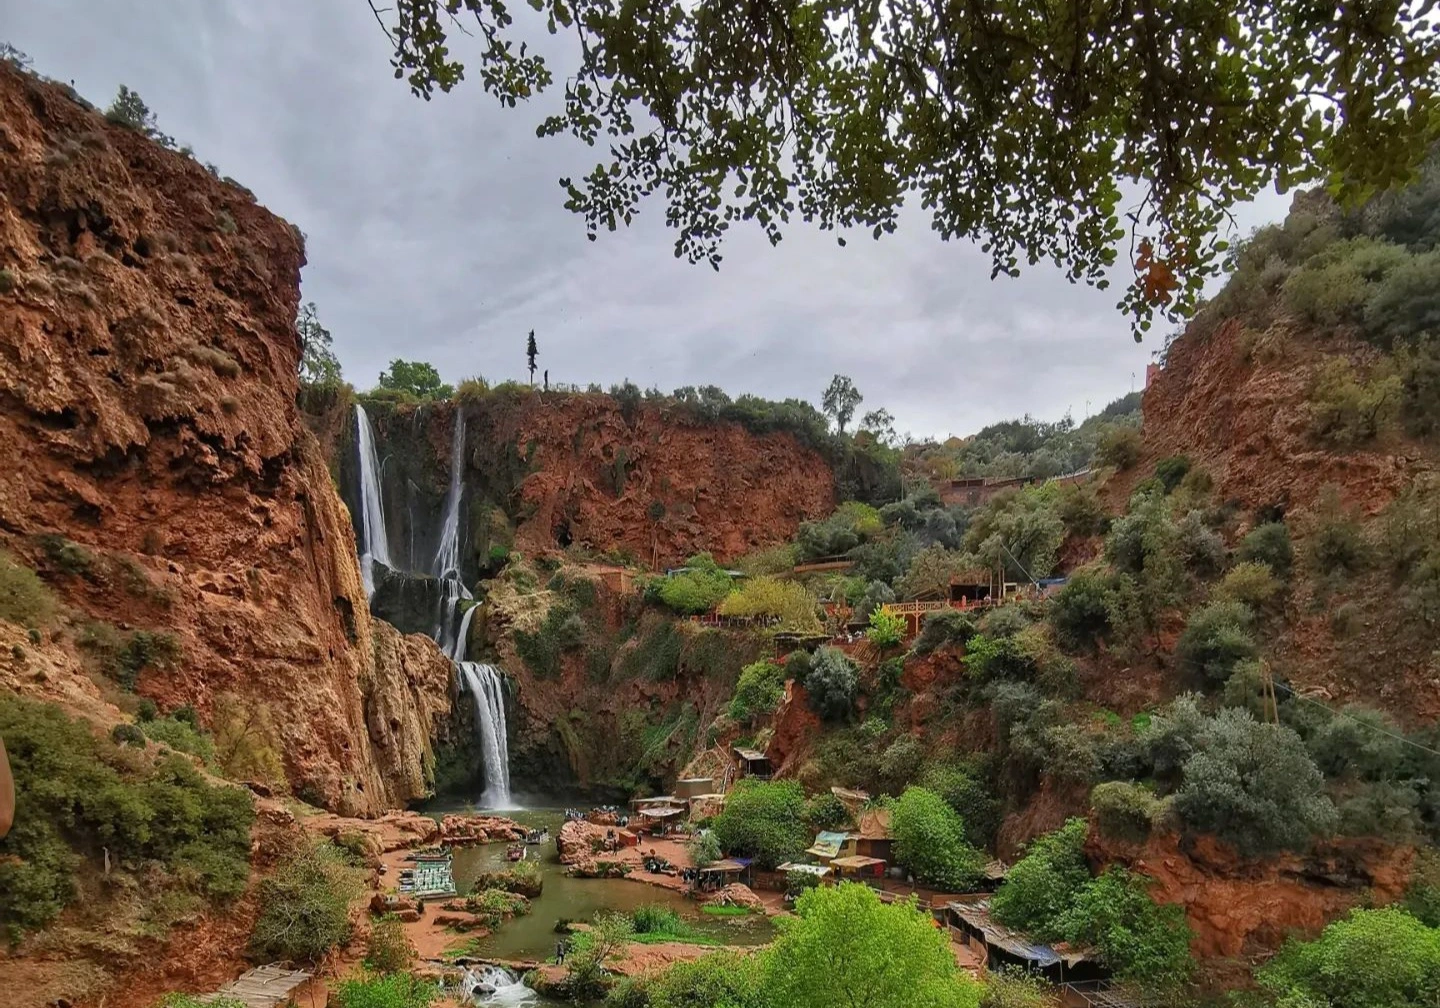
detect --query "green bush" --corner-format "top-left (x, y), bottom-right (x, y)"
top-left (803, 792), bottom-right (849, 830)
top-left (711, 779), bottom-right (809, 870)
top-left (728, 660), bottom-right (786, 722)
top-left (654, 554), bottom-right (735, 614)
top-left (1055, 483), bottom-right (1109, 538)
top-left (1154, 456), bottom-right (1191, 493)
top-left (911, 608), bottom-right (977, 655)
top-left (637, 950), bottom-right (765, 1008)
top-left (1216, 561), bottom-right (1283, 609)
top-left (1090, 781), bottom-right (1165, 844)
top-left (1397, 339), bottom-right (1440, 437)
top-left (1363, 248), bottom-right (1440, 349)
top-left (919, 763), bottom-right (1001, 849)
top-left (1096, 425), bottom-right (1142, 470)
top-left (1258, 907), bottom-right (1440, 1008)
top-left (990, 818), bottom-right (1091, 939)
top-left (514, 601), bottom-right (586, 678)
top-left (1055, 868), bottom-right (1193, 988)
top-left (803, 646), bottom-right (858, 721)
top-left (878, 734), bottom-right (925, 793)
top-left (250, 839), bottom-right (366, 962)
top-left (0, 695), bottom-right (253, 941)
top-left (1049, 566), bottom-right (1118, 652)
top-left (1173, 708), bottom-right (1336, 856)
top-left (365, 913), bottom-right (416, 974)
top-left (1405, 848), bottom-right (1440, 927)
top-left (0, 550), bottom-right (56, 628)
top-left (141, 714), bottom-right (215, 763)
top-left (111, 722), bottom-right (146, 746)
top-left (1281, 235), bottom-right (1408, 332)
top-left (1237, 521), bottom-right (1294, 578)
top-left (891, 786), bottom-right (985, 890)
top-left (866, 607), bottom-right (905, 648)
top-left (1307, 489), bottom-right (1372, 578)
top-left (980, 968), bottom-right (1055, 1008)
top-left (1176, 600), bottom-right (1258, 687)
top-left (332, 970), bottom-right (438, 1008)
top-left (686, 831), bottom-right (721, 869)
top-left (1176, 510), bottom-right (1225, 577)
top-left (1307, 358), bottom-right (1400, 447)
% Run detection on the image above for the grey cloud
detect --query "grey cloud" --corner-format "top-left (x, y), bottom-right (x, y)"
top-left (4, 0), bottom-right (1291, 440)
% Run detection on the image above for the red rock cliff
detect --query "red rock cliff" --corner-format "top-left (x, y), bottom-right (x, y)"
top-left (0, 65), bottom-right (450, 815)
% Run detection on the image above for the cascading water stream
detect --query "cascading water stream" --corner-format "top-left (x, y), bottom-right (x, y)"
top-left (459, 964), bottom-right (537, 1005)
top-left (353, 405), bottom-right (514, 809)
top-left (354, 404), bottom-right (393, 600)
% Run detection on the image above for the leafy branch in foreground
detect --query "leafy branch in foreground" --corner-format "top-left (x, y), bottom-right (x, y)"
top-left (372, 0), bottom-right (1440, 336)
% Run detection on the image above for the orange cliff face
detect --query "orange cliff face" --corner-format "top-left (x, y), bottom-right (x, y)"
top-left (0, 64), bottom-right (451, 815)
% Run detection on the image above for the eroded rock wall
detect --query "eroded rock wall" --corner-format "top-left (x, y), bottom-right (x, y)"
top-left (0, 64), bottom-right (450, 815)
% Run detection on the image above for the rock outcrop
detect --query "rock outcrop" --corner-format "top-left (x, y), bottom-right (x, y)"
top-left (0, 64), bottom-right (451, 814)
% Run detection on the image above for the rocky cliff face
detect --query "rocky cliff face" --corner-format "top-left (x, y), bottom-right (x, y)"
top-left (0, 64), bottom-right (451, 815)
top-left (339, 394), bottom-right (835, 582)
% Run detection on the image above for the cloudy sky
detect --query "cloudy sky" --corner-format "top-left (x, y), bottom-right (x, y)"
top-left (6, 0), bottom-right (1290, 440)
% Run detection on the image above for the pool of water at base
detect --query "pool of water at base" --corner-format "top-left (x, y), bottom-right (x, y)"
top-left (431, 804), bottom-right (774, 962)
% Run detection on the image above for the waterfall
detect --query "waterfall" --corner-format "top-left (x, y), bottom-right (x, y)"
top-left (353, 405), bottom-right (514, 809)
top-left (458, 661), bottom-right (513, 809)
top-left (354, 404), bottom-right (393, 600)
top-left (459, 964), bottom-right (537, 1005)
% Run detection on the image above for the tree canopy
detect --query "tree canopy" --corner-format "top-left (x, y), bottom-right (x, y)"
top-left (374, 0), bottom-right (1439, 335)
top-left (297, 302), bottom-right (342, 386)
top-left (765, 883), bottom-right (982, 1008)
top-left (376, 359), bottom-right (453, 400)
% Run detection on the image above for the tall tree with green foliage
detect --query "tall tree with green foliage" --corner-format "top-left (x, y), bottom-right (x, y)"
top-left (104, 85), bottom-right (176, 147)
top-left (765, 882), bottom-right (982, 1008)
top-left (376, 359), bottom-right (453, 400)
top-left (891, 786), bottom-right (986, 891)
top-left (296, 302), bottom-right (342, 386)
top-left (822, 375), bottom-right (863, 434)
top-left (526, 329), bottom-right (538, 386)
top-left (374, 1), bottom-right (1439, 335)
top-left (990, 818), bottom-right (1092, 940)
top-left (710, 779), bottom-right (809, 870)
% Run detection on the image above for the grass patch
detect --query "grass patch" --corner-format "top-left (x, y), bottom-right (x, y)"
top-left (699, 904), bottom-right (754, 917)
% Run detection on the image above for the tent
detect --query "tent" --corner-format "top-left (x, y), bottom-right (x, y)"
top-left (805, 830), bottom-right (849, 860)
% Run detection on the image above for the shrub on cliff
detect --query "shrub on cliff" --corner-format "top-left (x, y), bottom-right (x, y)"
top-left (803, 646), bottom-right (859, 721)
top-left (1096, 425), bottom-right (1142, 470)
top-left (718, 576), bottom-right (820, 631)
top-left (891, 786), bottom-right (985, 890)
top-left (652, 553), bottom-right (734, 614)
top-left (919, 763), bottom-right (1001, 849)
top-left (1258, 907), bottom-right (1440, 1008)
top-left (0, 695), bottom-right (254, 941)
top-left (979, 969), bottom-right (1055, 1008)
top-left (990, 818), bottom-right (1090, 939)
top-left (250, 839), bottom-right (365, 962)
top-left (1176, 600), bottom-right (1258, 687)
top-left (365, 914), bottom-right (416, 974)
top-left (376, 359), bottom-right (453, 400)
top-left (1172, 708), bottom-right (1336, 856)
top-left (911, 608), bottom-right (978, 656)
top-left (141, 711), bottom-right (215, 763)
top-left (1055, 868), bottom-right (1193, 988)
top-left (0, 550), bottom-right (56, 629)
top-left (728, 661), bottom-right (787, 723)
top-left (711, 779), bottom-right (808, 870)
top-left (1090, 781), bottom-right (1166, 844)
top-left (1237, 521), bottom-right (1295, 578)
top-left (515, 601), bottom-right (586, 678)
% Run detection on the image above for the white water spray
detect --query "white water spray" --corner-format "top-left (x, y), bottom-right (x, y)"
top-left (459, 965), bottom-right (537, 1006)
top-left (354, 404), bottom-right (393, 599)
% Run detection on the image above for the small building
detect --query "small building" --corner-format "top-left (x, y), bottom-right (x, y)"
top-left (674, 778), bottom-right (714, 800)
top-left (805, 830), bottom-right (849, 862)
top-left (732, 746), bottom-right (772, 780)
top-left (830, 854), bottom-right (887, 880)
top-left (946, 899), bottom-right (1106, 985)
top-left (847, 808), bottom-right (894, 863)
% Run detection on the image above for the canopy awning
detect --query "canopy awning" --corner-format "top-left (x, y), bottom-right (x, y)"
top-left (777, 862), bottom-right (832, 877)
top-left (830, 855), bottom-right (886, 869)
top-left (806, 830), bottom-right (848, 859)
top-left (638, 806), bottom-right (685, 819)
top-left (631, 795), bottom-right (680, 807)
top-left (732, 746), bottom-right (768, 763)
top-left (699, 859), bottom-right (746, 874)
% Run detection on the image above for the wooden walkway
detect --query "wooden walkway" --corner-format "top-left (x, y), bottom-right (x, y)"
top-left (198, 965), bottom-right (311, 1008)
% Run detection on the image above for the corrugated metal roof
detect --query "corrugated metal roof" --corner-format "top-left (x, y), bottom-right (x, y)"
top-left (732, 747), bottom-right (768, 762)
top-left (946, 900), bottom-right (1094, 969)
